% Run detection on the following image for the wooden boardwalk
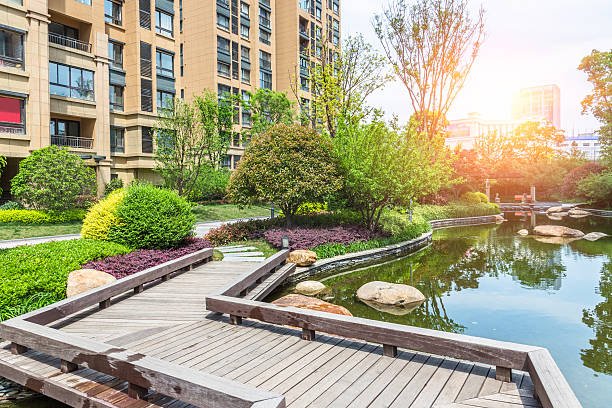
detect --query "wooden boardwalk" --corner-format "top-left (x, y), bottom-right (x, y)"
top-left (0, 248), bottom-right (579, 407)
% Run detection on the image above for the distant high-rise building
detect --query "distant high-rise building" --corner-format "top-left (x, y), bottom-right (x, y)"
top-left (512, 84), bottom-right (561, 128)
top-left (445, 113), bottom-right (518, 150)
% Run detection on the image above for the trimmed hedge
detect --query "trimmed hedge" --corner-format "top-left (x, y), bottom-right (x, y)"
top-left (0, 209), bottom-right (86, 224)
top-left (0, 239), bottom-right (130, 321)
top-left (81, 189), bottom-right (126, 241)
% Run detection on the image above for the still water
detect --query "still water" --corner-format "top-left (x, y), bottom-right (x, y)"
top-left (276, 214), bottom-right (612, 407)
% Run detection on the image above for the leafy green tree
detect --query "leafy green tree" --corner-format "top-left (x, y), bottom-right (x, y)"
top-left (11, 146), bottom-right (96, 210)
top-left (0, 155), bottom-right (6, 196)
top-left (246, 89), bottom-right (295, 136)
top-left (374, 0), bottom-right (485, 137)
top-left (334, 119), bottom-right (454, 230)
top-left (577, 171), bottom-right (612, 208)
top-left (194, 90), bottom-right (238, 170)
top-left (578, 49), bottom-right (611, 166)
top-left (227, 124), bottom-right (341, 225)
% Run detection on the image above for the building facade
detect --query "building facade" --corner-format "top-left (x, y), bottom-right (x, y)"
top-left (560, 132), bottom-right (601, 161)
top-left (0, 0), bottom-right (341, 196)
top-left (512, 84), bottom-right (561, 129)
top-left (445, 112), bottom-right (518, 150)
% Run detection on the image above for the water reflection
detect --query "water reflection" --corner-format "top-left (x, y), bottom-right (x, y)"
top-left (581, 261), bottom-right (611, 375)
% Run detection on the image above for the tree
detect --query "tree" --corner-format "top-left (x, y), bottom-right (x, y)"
top-left (227, 124), bottom-right (341, 225)
top-left (334, 119), bottom-right (454, 230)
top-left (374, 0), bottom-right (485, 137)
top-left (578, 49), bottom-right (611, 165)
top-left (11, 146), bottom-right (96, 210)
top-left (194, 90), bottom-right (238, 170)
top-left (246, 89), bottom-right (295, 136)
top-left (154, 98), bottom-right (208, 197)
top-left (293, 34), bottom-right (391, 137)
top-left (0, 155), bottom-right (6, 196)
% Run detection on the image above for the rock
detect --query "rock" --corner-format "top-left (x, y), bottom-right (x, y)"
top-left (556, 212), bottom-right (569, 217)
top-left (517, 229), bottom-right (529, 236)
top-left (546, 206), bottom-right (564, 214)
top-left (295, 280), bottom-right (327, 296)
top-left (287, 250), bottom-right (318, 267)
top-left (533, 225), bottom-right (585, 238)
top-left (66, 269), bottom-right (116, 297)
top-left (494, 214), bottom-right (506, 223)
top-left (546, 214), bottom-right (563, 221)
top-left (272, 294), bottom-right (352, 316)
top-left (568, 208), bottom-right (590, 216)
top-left (356, 281), bottom-right (425, 310)
top-left (533, 236), bottom-right (581, 245)
top-left (583, 232), bottom-right (609, 241)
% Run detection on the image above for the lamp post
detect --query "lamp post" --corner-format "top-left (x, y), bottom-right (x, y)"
top-left (281, 236), bottom-right (290, 249)
top-left (270, 203), bottom-right (275, 218)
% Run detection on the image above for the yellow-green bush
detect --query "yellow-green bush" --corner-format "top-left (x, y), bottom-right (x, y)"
top-left (81, 189), bottom-right (126, 241)
top-left (461, 191), bottom-right (489, 204)
top-left (0, 209), bottom-right (86, 224)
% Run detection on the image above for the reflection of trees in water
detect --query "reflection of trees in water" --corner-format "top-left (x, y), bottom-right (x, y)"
top-left (581, 261), bottom-right (611, 375)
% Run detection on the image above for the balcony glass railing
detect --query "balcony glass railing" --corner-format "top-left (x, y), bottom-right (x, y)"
top-left (48, 33), bottom-right (92, 53)
top-left (51, 135), bottom-right (93, 149)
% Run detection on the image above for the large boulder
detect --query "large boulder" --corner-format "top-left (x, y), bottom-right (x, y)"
top-left (288, 250), bottom-right (318, 267)
top-left (533, 225), bottom-right (585, 238)
top-left (295, 281), bottom-right (327, 296)
top-left (568, 208), bottom-right (590, 217)
top-left (356, 281), bottom-right (425, 310)
top-left (517, 229), bottom-right (529, 236)
top-left (67, 269), bottom-right (116, 297)
top-left (583, 232), bottom-right (609, 241)
top-left (272, 294), bottom-right (352, 316)
top-left (546, 206), bottom-right (564, 214)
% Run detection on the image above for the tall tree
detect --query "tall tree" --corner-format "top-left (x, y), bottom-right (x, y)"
top-left (374, 0), bottom-right (485, 137)
top-left (154, 98), bottom-right (207, 197)
top-left (578, 49), bottom-right (611, 165)
top-left (292, 34), bottom-right (391, 137)
top-left (194, 90), bottom-right (238, 169)
top-left (245, 89), bottom-right (295, 137)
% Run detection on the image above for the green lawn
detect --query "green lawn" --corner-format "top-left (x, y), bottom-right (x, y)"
top-left (192, 204), bottom-right (270, 222)
top-left (0, 222), bottom-right (83, 241)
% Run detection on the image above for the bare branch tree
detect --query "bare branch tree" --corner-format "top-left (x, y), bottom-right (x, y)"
top-left (374, 0), bottom-right (485, 137)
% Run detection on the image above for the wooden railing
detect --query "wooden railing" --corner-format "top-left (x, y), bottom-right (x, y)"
top-left (205, 295), bottom-right (581, 408)
top-left (218, 250), bottom-right (290, 297)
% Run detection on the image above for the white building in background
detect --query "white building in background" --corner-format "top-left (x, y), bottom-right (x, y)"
top-left (512, 84), bottom-right (561, 129)
top-left (445, 112), bottom-right (518, 150)
top-left (560, 132), bottom-right (601, 161)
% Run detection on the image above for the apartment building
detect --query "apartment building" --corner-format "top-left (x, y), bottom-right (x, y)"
top-left (0, 0), bottom-right (341, 195)
top-left (512, 84), bottom-right (561, 129)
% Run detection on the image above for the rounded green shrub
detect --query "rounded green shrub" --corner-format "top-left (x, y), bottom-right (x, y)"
top-left (461, 191), bottom-right (489, 204)
top-left (108, 184), bottom-right (195, 249)
top-left (81, 189), bottom-right (126, 241)
top-left (0, 209), bottom-right (86, 224)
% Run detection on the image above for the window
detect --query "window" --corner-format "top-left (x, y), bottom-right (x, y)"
top-left (0, 96), bottom-right (25, 134)
top-left (142, 127), bottom-right (154, 153)
top-left (104, 0), bottom-right (122, 25)
top-left (0, 28), bottom-right (24, 69)
top-left (241, 67), bottom-right (250, 84)
top-left (300, 75), bottom-right (309, 91)
top-left (140, 0), bottom-right (151, 29)
top-left (108, 41), bottom-right (123, 68)
top-left (232, 133), bottom-right (241, 147)
top-left (259, 28), bottom-right (271, 45)
top-left (217, 13), bottom-right (230, 29)
top-left (241, 46), bottom-right (250, 62)
top-left (179, 43), bottom-right (184, 76)
top-left (221, 155), bottom-right (231, 169)
top-left (217, 36), bottom-right (230, 53)
top-left (259, 7), bottom-right (271, 28)
top-left (259, 50), bottom-right (271, 70)
top-left (240, 2), bottom-right (249, 17)
top-left (110, 126), bottom-right (125, 153)
top-left (332, 18), bottom-right (340, 45)
top-left (50, 118), bottom-right (91, 149)
top-left (315, 7), bottom-right (321, 20)
top-left (155, 9), bottom-right (173, 37)
top-left (217, 61), bottom-right (230, 77)
top-left (179, 0), bottom-right (183, 31)
top-left (109, 85), bottom-right (124, 111)
top-left (156, 49), bottom-right (174, 78)
top-left (49, 62), bottom-right (95, 101)
top-left (49, 22), bottom-right (78, 40)
top-left (300, 0), bottom-right (310, 11)
top-left (240, 24), bottom-right (249, 39)
top-left (157, 90), bottom-right (174, 110)
top-left (260, 71), bottom-right (272, 89)
top-left (233, 155), bottom-right (241, 169)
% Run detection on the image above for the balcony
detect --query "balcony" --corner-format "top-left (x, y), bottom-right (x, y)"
top-left (51, 135), bottom-right (93, 149)
top-left (49, 33), bottom-right (92, 53)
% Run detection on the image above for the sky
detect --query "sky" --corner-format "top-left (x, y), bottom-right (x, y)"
top-left (341, 0), bottom-right (612, 134)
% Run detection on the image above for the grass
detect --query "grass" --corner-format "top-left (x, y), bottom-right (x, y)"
top-left (0, 222), bottom-right (83, 241)
top-left (192, 203), bottom-right (270, 222)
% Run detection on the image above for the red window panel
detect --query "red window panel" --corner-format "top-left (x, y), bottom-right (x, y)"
top-left (0, 97), bottom-right (22, 124)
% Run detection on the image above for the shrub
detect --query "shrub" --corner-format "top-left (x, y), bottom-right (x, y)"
top-left (263, 226), bottom-right (381, 250)
top-left (108, 184), bottom-right (195, 249)
top-left (11, 146), bottom-right (96, 210)
top-left (0, 201), bottom-right (23, 210)
top-left (0, 239), bottom-right (130, 320)
top-left (0, 209), bottom-right (86, 224)
top-left (461, 191), bottom-right (489, 204)
top-left (81, 189), bottom-right (126, 241)
top-left (104, 178), bottom-right (124, 197)
top-left (189, 167), bottom-right (231, 202)
top-left (561, 162), bottom-right (607, 198)
top-left (577, 172), bottom-right (612, 208)
top-left (296, 202), bottom-right (328, 215)
top-left (83, 238), bottom-right (212, 279)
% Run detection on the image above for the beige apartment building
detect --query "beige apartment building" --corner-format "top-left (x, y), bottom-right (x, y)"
top-left (0, 0), bottom-right (341, 196)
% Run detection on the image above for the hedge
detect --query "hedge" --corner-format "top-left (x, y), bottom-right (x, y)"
top-left (0, 209), bottom-right (86, 224)
top-left (0, 239), bottom-right (130, 321)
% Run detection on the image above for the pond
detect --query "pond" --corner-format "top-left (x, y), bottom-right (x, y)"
top-left (272, 213), bottom-right (612, 408)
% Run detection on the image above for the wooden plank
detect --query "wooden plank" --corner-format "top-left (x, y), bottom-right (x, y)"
top-left (0, 319), bottom-right (285, 408)
top-left (433, 361), bottom-right (475, 405)
top-left (526, 349), bottom-right (581, 408)
top-left (218, 250), bottom-right (289, 297)
top-left (455, 363), bottom-right (490, 402)
top-left (206, 296), bottom-right (538, 370)
top-left (411, 358), bottom-right (461, 407)
top-left (246, 263), bottom-right (297, 301)
top-left (388, 356), bottom-right (444, 407)
top-left (368, 353), bottom-right (431, 407)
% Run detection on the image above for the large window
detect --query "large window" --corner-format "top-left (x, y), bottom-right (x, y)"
top-left (0, 96), bottom-right (25, 134)
top-left (110, 126), bottom-right (125, 153)
top-left (241, 67), bottom-right (250, 84)
top-left (156, 49), bottom-right (174, 78)
top-left (240, 24), bottom-right (249, 39)
top-left (49, 62), bottom-right (95, 101)
top-left (259, 28), bottom-right (271, 45)
top-left (0, 28), bottom-right (24, 69)
top-left (259, 7), bottom-right (271, 28)
top-left (260, 71), bottom-right (272, 89)
top-left (217, 61), bottom-right (230, 77)
top-left (157, 90), bottom-right (174, 110)
top-left (155, 9), bottom-right (173, 37)
top-left (104, 0), bottom-right (123, 25)
top-left (259, 50), bottom-right (271, 70)
top-left (142, 127), bottom-right (154, 153)
top-left (108, 41), bottom-right (123, 68)
top-left (50, 118), bottom-right (92, 149)
top-left (217, 13), bottom-right (230, 30)
top-left (109, 85), bottom-right (124, 111)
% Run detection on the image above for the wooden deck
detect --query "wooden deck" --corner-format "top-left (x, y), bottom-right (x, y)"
top-left (0, 248), bottom-right (579, 407)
